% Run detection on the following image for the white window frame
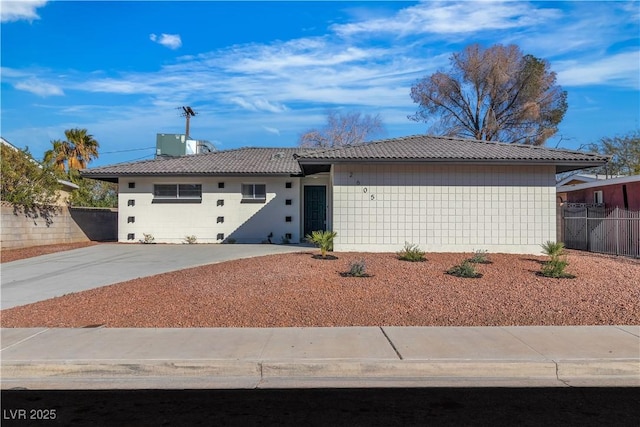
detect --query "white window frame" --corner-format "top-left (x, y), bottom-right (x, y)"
top-left (241, 183), bottom-right (266, 202)
top-left (593, 190), bottom-right (604, 204)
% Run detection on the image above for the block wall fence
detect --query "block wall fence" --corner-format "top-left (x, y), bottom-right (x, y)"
top-left (1, 202), bottom-right (117, 249)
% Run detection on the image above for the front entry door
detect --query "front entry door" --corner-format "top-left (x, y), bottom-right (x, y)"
top-left (304, 186), bottom-right (326, 236)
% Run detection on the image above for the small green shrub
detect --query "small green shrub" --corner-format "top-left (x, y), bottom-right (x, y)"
top-left (183, 235), bottom-right (197, 244)
top-left (467, 249), bottom-right (491, 264)
top-left (344, 259), bottom-right (368, 277)
top-left (396, 242), bottom-right (426, 262)
top-left (541, 241), bottom-right (565, 261)
top-left (446, 260), bottom-right (482, 278)
top-left (540, 241), bottom-right (574, 278)
top-left (140, 233), bottom-right (155, 244)
top-left (306, 230), bottom-right (337, 258)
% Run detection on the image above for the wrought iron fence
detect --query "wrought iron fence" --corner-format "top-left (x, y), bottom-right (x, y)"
top-left (562, 204), bottom-right (640, 258)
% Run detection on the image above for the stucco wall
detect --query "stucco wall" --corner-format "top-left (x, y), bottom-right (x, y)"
top-left (565, 181), bottom-right (640, 210)
top-left (117, 177), bottom-right (303, 244)
top-left (331, 163), bottom-right (557, 254)
top-left (1, 203), bottom-right (117, 249)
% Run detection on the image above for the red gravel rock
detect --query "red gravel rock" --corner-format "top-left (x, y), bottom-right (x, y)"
top-left (1, 242), bottom-right (98, 263)
top-left (1, 249), bottom-right (638, 328)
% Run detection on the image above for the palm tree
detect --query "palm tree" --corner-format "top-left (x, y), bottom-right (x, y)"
top-left (43, 139), bottom-right (71, 172)
top-left (43, 129), bottom-right (100, 173)
top-left (64, 128), bottom-right (99, 170)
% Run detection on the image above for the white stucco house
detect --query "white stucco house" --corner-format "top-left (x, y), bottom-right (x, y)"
top-left (81, 135), bottom-right (607, 254)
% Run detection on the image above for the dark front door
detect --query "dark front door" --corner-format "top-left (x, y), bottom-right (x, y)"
top-left (304, 186), bottom-right (326, 236)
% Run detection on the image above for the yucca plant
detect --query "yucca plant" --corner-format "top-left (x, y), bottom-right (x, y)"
top-left (540, 241), bottom-right (574, 278)
top-left (305, 230), bottom-right (337, 258)
top-left (541, 241), bottom-right (565, 262)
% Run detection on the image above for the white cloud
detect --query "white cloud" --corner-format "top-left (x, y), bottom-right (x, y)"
top-left (1, 0), bottom-right (48, 23)
top-left (14, 78), bottom-right (63, 96)
top-left (149, 33), bottom-right (182, 50)
top-left (263, 126), bottom-right (281, 136)
top-left (557, 51), bottom-right (640, 89)
top-left (332, 1), bottom-right (560, 37)
top-left (229, 97), bottom-right (288, 113)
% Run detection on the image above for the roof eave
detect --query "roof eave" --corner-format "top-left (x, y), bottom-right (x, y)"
top-left (296, 157), bottom-right (606, 170)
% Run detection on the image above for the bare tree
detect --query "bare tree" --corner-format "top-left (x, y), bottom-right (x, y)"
top-left (409, 44), bottom-right (567, 146)
top-left (587, 130), bottom-right (640, 176)
top-left (298, 110), bottom-right (385, 148)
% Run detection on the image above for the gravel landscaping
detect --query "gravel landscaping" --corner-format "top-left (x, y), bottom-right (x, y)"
top-left (1, 248), bottom-right (638, 328)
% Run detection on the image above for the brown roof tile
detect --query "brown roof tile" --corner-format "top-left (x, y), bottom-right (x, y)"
top-left (82, 147), bottom-right (315, 178)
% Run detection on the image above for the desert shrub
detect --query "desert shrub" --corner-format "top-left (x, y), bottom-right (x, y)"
top-left (541, 241), bottom-right (565, 261)
top-left (344, 259), bottom-right (368, 277)
top-left (141, 233), bottom-right (155, 244)
top-left (306, 230), bottom-right (337, 258)
top-left (183, 235), bottom-right (197, 244)
top-left (467, 249), bottom-right (491, 264)
top-left (540, 241), bottom-right (575, 278)
top-left (446, 260), bottom-right (482, 278)
top-left (396, 242), bottom-right (426, 262)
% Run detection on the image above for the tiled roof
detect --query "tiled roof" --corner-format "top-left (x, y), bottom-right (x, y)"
top-left (82, 135), bottom-right (609, 179)
top-left (82, 147), bottom-right (315, 178)
top-left (296, 135), bottom-right (608, 164)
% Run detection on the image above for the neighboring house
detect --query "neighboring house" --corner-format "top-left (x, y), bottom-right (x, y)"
top-left (81, 135), bottom-right (607, 254)
top-left (1, 137), bottom-right (79, 206)
top-left (555, 173), bottom-right (620, 187)
top-left (557, 175), bottom-right (640, 210)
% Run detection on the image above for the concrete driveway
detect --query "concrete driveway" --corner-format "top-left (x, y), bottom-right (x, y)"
top-left (0, 243), bottom-right (311, 310)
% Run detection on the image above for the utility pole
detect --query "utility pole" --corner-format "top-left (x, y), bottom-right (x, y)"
top-left (180, 106), bottom-right (197, 138)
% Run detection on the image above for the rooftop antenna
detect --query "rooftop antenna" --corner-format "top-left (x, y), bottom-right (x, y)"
top-left (180, 106), bottom-right (197, 138)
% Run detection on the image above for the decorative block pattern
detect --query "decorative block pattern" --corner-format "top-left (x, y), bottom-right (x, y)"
top-left (331, 164), bottom-right (556, 254)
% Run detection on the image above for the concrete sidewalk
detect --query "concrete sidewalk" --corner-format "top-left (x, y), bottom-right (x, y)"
top-left (1, 326), bottom-right (638, 389)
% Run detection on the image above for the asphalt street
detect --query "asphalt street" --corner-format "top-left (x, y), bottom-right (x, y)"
top-left (2, 388), bottom-right (640, 426)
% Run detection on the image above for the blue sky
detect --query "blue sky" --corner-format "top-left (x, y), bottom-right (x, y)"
top-left (1, 0), bottom-right (639, 167)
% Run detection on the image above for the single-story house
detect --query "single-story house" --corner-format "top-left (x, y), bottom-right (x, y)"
top-left (81, 135), bottom-right (607, 254)
top-left (557, 174), bottom-right (640, 210)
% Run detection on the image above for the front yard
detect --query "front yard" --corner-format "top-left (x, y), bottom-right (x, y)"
top-left (1, 249), bottom-right (638, 327)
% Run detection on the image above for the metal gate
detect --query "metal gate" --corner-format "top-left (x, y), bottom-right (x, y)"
top-left (562, 204), bottom-right (640, 258)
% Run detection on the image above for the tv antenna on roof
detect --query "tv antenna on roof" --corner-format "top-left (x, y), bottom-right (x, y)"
top-left (179, 106), bottom-right (197, 138)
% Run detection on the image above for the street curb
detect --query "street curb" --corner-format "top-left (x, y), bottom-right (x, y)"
top-left (2, 359), bottom-right (638, 389)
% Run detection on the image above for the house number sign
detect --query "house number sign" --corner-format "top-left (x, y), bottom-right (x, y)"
top-left (362, 187), bottom-right (375, 201)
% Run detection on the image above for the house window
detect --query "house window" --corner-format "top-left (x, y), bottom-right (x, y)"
top-left (285, 199), bottom-right (292, 205)
top-left (217, 233), bottom-right (224, 240)
top-left (153, 184), bottom-right (202, 203)
top-left (218, 182), bottom-right (225, 189)
top-left (594, 190), bottom-right (604, 204)
top-left (285, 216), bottom-right (292, 222)
top-left (217, 199), bottom-right (224, 206)
top-left (127, 233), bottom-right (135, 241)
top-left (127, 199), bottom-right (135, 206)
top-left (217, 216), bottom-right (224, 223)
top-left (128, 182), bottom-right (135, 189)
top-left (241, 184), bottom-right (266, 202)
top-left (285, 182), bottom-right (292, 189)
top-left (127, 216), bottom-right (135, 223)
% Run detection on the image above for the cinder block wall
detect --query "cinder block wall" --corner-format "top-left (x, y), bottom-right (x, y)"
top-left (0, 202), bottom-right (117, 249)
